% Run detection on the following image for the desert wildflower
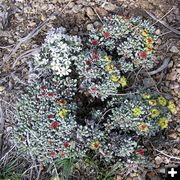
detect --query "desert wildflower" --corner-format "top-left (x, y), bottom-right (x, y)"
top-left (50, 151), bottom-right (57, 157)
top-left (168, 100), bottom-right (177, 114)
top-left (90, 140), bottom-right (100, 150)
top-left (50, 121), bottom-right (59, 129)
top-left (111, 74), bottom-right (119, 82)
top-left (146, 37), bottom-right (153, 44)
top-left (158, 96), bottom-right (167, 106)
top-left (105, 63), bottom-right (113, 73)
top-left (148, 99), bottom-right (157, 106)
top-left (120, 76), bottom-right (127, 88)
top-left (104, 56), bottom-right (112, 62)
top-left (132, 107), bottom-right (142, 117)
top-left (146, 46), bottom-right (153, 54)
top-left (158, 117), bottom-right (168, 129)
top-left (137, 149), bottom-right (144, 155)
top-left (142, 93), bottom-right (151, 99)
top-left (139, 122), bottom-right (148, 132)
top-left (140, 51), bottom-right (147, 59)
top-left (92, 39), bottom-right (98, 46)
top-left (104, 31), bottom-right (110, 39)
top-left (57, 99), bottom-right (67, 106)
top-left (151, 108), bottom-right (160, 118)
top-left (58, 108), bottom-right (68, 118)
top-left (142, 29), bottom-right (148, 37)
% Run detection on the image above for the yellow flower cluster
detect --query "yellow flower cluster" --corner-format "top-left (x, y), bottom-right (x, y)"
top-left (132, 107), bottom-right (142, 117)
top-left (104, 56), bottom-right (127, 87)
top-left (142, 93), bottom-right (151, 99)
top-left (151, 108), bottom-right (160, 118)
top-left (142, 29), bottom-right (153, 54)
top-left (158, 117), bottom-right (168, 129)
top-left (168, 100), bottom-right (177, 114)
top-left (139, 122), bottom-right (149, 132)
top-left (90, 140), bottom-right (100, 150)
top-left (148, 99), bottom-right (157, 106)
top-left (120, 76), bottom-right (127, 88)
top-left (158, 96), bottom-right (167, 106)
top-left (58, 108), bottom-right (68, 118)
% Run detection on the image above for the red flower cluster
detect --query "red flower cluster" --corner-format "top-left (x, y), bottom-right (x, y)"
top-left (92, 50), bottom-right (99, 60)
top-left (104, 32), bottom-right (110, 39)
top-left (48, 114), bottom-right (53, 119)
top-left (137, 149), bottom-right (144, 155)
top-left (140, 51), bottom-right (147, 59)
top-left (48, 92), bottom-right (54, 97)
top-left (92, 39), bottom-right (98, 46)
top-left (64, 141), bottom-right (69, 148)
top-left (41, 86), bottom-right (46, 96)
top-left (50, 121), bottom-right (59, 129)
top-left (50, 151), bottom-right (57, 157)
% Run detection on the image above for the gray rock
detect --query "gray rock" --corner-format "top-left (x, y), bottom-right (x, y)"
top-left (170, 46), bottom-right (179, 53)
top-left (101, 2), bottom-right (117, 11)
top-left (143, 78), bottom-right (156, 87)
top-left (86, 23), bottom-right (94, 31)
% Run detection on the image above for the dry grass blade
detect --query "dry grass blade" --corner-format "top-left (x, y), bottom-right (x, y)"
top-left (145, 10), bottom-right (180, 35)
top-left (0, 105), bottom-right (5, 155)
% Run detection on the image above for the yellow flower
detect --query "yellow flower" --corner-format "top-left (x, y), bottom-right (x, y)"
top-left (132, 107), bottom-right (142, 117)
top-left (145, 46), bottom-right (153, 54)
top-left (104, 56), bottom-right (112, 62)
top-left (58, 108), bottom-right (68, 118)
top-left (148, 99), bottom-right (157, 106)
top-left (111, 74), bottom-right (119, 82)
top-left (120, 76), bottom-right (127, 88)
top-left (90, 140), bottom-right (100, 150)
top-left (158, 117), bottom-right (168, 129)
top-left (151, 108), bottom-right (160, 118)
top-left (158, 96), bottom-right (167, 106)
top-left (139, 122), bottom-right (148, 132)
top-left (145, 37), bottom-right (153, 45)
top-left (142, 29), bottom-right (148, 37)
top-left (168, 100), bottom-right (177, 114)
top-left (142, 93), bottom-right (151, 99)
top-left (105, 63), bottom-right (113, 73)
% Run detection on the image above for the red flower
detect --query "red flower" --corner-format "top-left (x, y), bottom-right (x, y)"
top-left (41, 86), bottom-right (46, 90)
top-left (137, 149), bottom-right (144, 155)
top-left (86, 60), bottom-right (92, 66)
top-left (64, 141), bottom-right (69, 148)
top-left (50, 151), bottom-right (57, 157)
top-left (140, 51), bottom-right (147, 59)
top-left (104, 32), bottom-right (110, 39)
top-left (50, 121), bottom-right (59, 129)
top-left (147, 37), bottom-right (153, 44)
top-left (60, 151), bottom-right (65, 157)
top-left (92, 39), bottom-right (98, 46)
top-left (48, 114), bottom-right (53, 119)
top-left (91, 86), bottom-right (97, 93)
top-left (92, 49), bottom-right (98, 54)
top-left (92, 54), bottom-right (99, 60)
top-left (48, 92), bottom-right (54, 97)
top-left (41, 91), bottom-right (46, 96)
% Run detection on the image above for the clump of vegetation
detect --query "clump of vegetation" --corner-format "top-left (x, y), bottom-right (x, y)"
top-left (33, 27), bottom-right (82, 76)
top-left (11, 14), bottom-right (177, 178)
top-left (88, 15), bottom-right (160, 72)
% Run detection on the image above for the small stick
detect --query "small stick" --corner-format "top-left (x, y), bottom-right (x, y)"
top-left (93, 8), bottom-right (103, 24)
top-left (145, 10), bottom-right (180, 35)
top-left (155, 148), bottom-right (180, 161)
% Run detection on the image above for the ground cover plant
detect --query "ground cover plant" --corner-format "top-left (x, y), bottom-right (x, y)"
top-left (8, 14), bottom-right (178, 179)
